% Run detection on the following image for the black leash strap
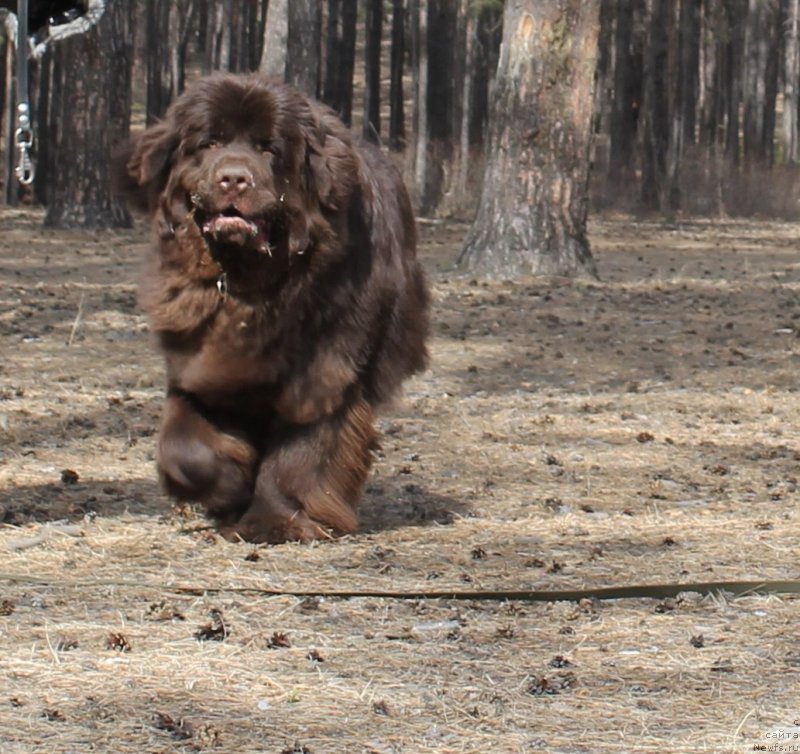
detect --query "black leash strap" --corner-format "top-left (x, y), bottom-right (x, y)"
top-left (3, 573), bottom-right (800, 603)
top-left (14, 0), bottom-right (34, 185)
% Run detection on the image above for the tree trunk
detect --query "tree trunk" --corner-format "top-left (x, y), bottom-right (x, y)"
top-left (286, 0), bottom-right (321, 97)
top-left (43, 0), bottom-right (133, 228)
top-left (724, 0), bottom-right (745, 164)
top-left (419, 0), bottom-right (457, 213)
top-left (202, 0), bottom-right (226, 71)
top-left (678, 0), bottom-right (700, 148)
top-left (456, 8), bottom-right (473, 197)
top-left (666, 0), bottom-right (701, 210)
top-left (389, 0), bottom-right (405, 150)
top-left (742, 0), bottom-right (779, 166)
top-left (411, 0), bottom-right (429, 208)
top-left (3, 28), bottom-right (18, 205)
top-left (172, 1), bottom-right (196, 93)
top-left (33, 55), bottom-right (51, 205)
top-left (469, 4), bottom-right (502, 148)
top-left (459, 0), bottom-right (600, 278)
top-left (594, 0), bottom-right (614, 146)
top-left (260, 0), bottom-right (288, 78)
top-left (785, 0), bottom-right (800, 163)
top-left (608, 0), bottom-right (642, 185)
top-left (699, 0), bottom-right (721, 147)
top-left (363, 0), bottom-right (382, 142)
top-left (228, 0), bottom-right (243, 71)
top-left (761, 3), bottom-right (780, 166)
top-left (322, 0), bottom-right (356, 123)
top-left (640, 0), bottom-right (670, 209)
top-left (145, 0), bottom-right (196, 122)
top-left (145, 0), bottom-right (170, 123)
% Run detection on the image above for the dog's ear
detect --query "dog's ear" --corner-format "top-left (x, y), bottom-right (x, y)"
top-left (302, 113), bottom-right (359, 211)
top-left (112, 122), bottom-right (178, 212)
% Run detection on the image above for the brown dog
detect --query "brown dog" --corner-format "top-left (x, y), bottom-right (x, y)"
top-left (118, 73), bottom-right (429, 543)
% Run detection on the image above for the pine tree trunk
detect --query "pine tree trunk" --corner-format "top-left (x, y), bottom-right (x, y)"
top-left (700, 0), bottom-right (720, 148)
top-left (260, 0), bottom-right (288, 78)
top-left (363, 0), bottom-right (383, 142)
top-left (229, 0), bottom-right (243, 70)
top-left (785, 0), bottom-right (800, 163)
top-left (145, 0), bottom-right (171, 123)
top-left (678, 0), bottom-right (700, 148)
top-left (459, 0), bottom-right (599, 278)
top-left (456, 9), bottom-right (473, 197)
top-left (31, 57), bottom-right (48, 205)
top-left (742, 0), bottom-right (778, 166)
top-left (286, 0), bottom-right (321, 97)
top-left (389, 0), bottom-right (406, 150)
top-left (640, 0), bottom-right (670, 209)
top-left (594, 0), bottom-right (614, 147)
top-left (761, 4), bottom-right (780, 166)
top-left (411, 0), bottom-right (429, 208)
top-left (43, 0), bottom-right (133, 228)
top-left (468, 4), bottom-right (501, 148)
top-left (3, 30), bottom-right (18, 205)
top-left (608, 0), bottom-right (641, 185)
top-left (724, 0), bottom-right (744, 164)
top-left (202, 0), bottom-right (225, 71)
top-left (322, 0), bottom-right (356, 123)
top-left (420, 0), bottom-right (457, 213)
top-left (667, 0), bottom-right (701, 210)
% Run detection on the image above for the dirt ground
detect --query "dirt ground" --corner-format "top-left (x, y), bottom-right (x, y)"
top-left (2, 209), bottom-right (800, 753)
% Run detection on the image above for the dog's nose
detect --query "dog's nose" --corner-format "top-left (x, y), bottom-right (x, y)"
top-left (216, 165), bottom-right (254, 194)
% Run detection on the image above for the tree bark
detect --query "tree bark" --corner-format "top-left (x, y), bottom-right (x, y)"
top-left (43, 0), bottom-right (133, 228)
top-left (666, 0), bottom-right (701, 210)
top-left (678, 0), bottom-right (701, 148)
top-left (33, 55), bottom-right (51, 205)
top-left (699, 0), bottom-right (720, 147)
top-left (459, 0), bottom-right (599, 278)
top-left (761, 4), bottom-right (780, 166)
top-left (419, 0), bottom-right (457, 213)
top-left (145, 0), bottom-right (170, 123)
top-left (389, 0), bottom-right (405, 150)
top-left (260, 0), bottom-right (288, 78)
top-left (468, 3), bottom-right (502, 148)
top-left (363, 0), bottom-right (382, 142)
top-left (3, 27), bottom-right (18, 205)
top-left (456, 8), bottom-right (473, 196)
top-left (286, 0), bottom-right (321, 97)
top-left (411, 0), bottom-right (429, 208)
top-left (724, 0), bottom-right (745, 164)
top-left (640, 0), bottom-right (670, 209)
top-left (607, 0), bottom-right (642, 185)
top-left (322, 0), bottom-right (356, 123)
top-left (785, 0), bottom-right (800, 163)
top-left (743, 0), bottom-right (779, 166)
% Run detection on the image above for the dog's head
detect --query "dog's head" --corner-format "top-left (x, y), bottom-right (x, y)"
top-left (118, 74), bottom-right (359, 260)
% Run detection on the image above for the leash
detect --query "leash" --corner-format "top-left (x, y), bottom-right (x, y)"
top-left (14, 0), bottom-right (35, 185)
top-left (3, 572), bottom-right (800, 603)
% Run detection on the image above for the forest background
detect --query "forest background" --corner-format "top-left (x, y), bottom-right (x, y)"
top-left (2, 0), bottom-right (798, 229)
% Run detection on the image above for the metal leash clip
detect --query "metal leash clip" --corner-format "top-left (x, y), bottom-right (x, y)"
top-left (14, 102), bottom-right (35, 185)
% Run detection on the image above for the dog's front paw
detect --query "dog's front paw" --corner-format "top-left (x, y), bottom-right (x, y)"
top-left (220, 509), bottom-right (333, 544)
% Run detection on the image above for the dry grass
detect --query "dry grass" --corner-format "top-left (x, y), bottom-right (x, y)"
top-left (2, 210), bottom-right (800, 752)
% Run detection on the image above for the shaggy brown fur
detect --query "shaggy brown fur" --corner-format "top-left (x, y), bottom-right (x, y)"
top-left (118, 73), bottom-right (429, 543)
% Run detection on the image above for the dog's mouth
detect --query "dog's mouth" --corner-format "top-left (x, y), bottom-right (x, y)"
top-left (203, 210), bottom-right (258, 240)
top-left (194, 205), bottom-right (273, 255)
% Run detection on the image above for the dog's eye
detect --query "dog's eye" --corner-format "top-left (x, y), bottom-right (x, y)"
top-left (255, 139), bottom-right (276, 155)
top-left (200, 137), bottom-right (222, 150)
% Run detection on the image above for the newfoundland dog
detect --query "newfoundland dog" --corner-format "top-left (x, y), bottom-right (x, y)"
top-left (118, 73), bottom-right (430, 543)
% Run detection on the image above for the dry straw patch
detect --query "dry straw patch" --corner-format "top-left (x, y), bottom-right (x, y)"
top-left (2, 210), bottom-right (800, 752)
